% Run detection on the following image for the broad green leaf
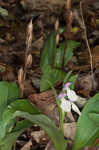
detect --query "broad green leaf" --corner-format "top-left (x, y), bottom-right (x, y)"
top-left (0, 120), bottom-right (32, 150)
top-left (0, 99), bottom-right (40, 141)
top-left (63, 71), bottom-right (72, 85)
top-left (89, 113), bottom-right (99, 126)
top-left (7, 82), bottom-right (20, 104)
top-left (64, 40), bottom-right (80, 65)
top-left (0, 82), bottom-right (8, 118)
top-left (13, 111), bottom-right (67, 150)
top-left (0, 130), bottom-right (25, 150)
top-left (55, 43), bottom-right (64, 68)
top-left (40, 65), bottom-right (65, 92)
top-left (2, 99), bottom-right (40, 129)
top-left (47, 80), bottom-right (57, 97)
top-left (13, 120), bottom-right (33, 132)
top-left (40, 31), bottom-right (56, 73)
top-left (0, 82), bottom-right (19, 140)
top-left (0, 82), bottom-right (19, 119)
top-left (6, 99), bottom-right (40, 114)
top-left (1, 100), bottom-right (67, 150)
top-left (69, 74), bottom-right (78, 90)
top-left (72, 93), bottom-right (99, 150)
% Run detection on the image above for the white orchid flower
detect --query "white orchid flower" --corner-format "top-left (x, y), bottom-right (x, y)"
top-left (57, 82), bottom-right (81, 116)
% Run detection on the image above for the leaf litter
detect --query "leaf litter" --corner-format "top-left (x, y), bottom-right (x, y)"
top-left (0, 0), bottom-right (99, 150)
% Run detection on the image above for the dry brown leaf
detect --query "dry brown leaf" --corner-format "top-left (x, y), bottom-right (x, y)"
top-left (20, 140), bottom-right (32, 150)
top-left (64, 122), bottom-right (76, 141)
top-left (28, 90), bottom-right (59, 124)
top-left (31, 130), bottom-right (49, 143)
top-left (76, 74), bottom-right (94, 97)
top-left (32, 37), bottom-right (44, 51)
top-left (83, 45), bottom-right (99, 68)
top-left (24, 80), bottom-right (36, 97)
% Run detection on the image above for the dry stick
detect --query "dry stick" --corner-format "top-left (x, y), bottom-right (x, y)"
top-left (80, 1), bottom-right (94, 80)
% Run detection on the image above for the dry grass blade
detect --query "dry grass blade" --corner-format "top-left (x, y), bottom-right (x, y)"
top-left (80, 1), bottom-right (94, 80)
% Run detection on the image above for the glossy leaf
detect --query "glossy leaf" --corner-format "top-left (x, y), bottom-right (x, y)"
top-left (88, 113), bottom-right (99, 126)
top-left (7, 82), bottom-right (20, 104)
top-left (0, 123), bottom-right (29, 150)
top-left (13, 111), bottom-right (67, 150)
top-left (55, 43), bottom-right (64, 68)
top-left (72, 93), bottom-right (99, 150)
top-left (69, 74), bottom-right (78, 90)
top-left (0, 82), bottom-right (19, 119)
top-left (0, 99), bottom-right (40, 141)
top-left (0, 82), bottom-right (19, 140)
top-left (64, 40), bottom-right (80, 65)
top-left (63, 71), bottom-right (72, 85)
top-left (0, 100), bottom-right (67, 150)
top-left (40, 31), bottom-right (56, 73)
top-left (40, 65), bottom-right (65, 92)
top-left (0, 120), bottom-right (32, 150)
top-left (0, 82), bottom-right (8, 119)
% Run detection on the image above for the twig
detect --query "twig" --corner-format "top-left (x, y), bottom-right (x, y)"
top-left (80, 1), bottom-right (94, 80)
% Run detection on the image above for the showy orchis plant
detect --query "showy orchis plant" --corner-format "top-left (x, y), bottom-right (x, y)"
top-left (56, 81), bottom-right (81, 135)
top-left (57, 82), bottom-right (81, 116)
top-left (0, 81), bottom-right (67, 150)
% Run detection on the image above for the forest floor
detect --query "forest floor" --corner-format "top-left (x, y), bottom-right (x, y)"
top-left (0, 0), bottom-right (99, 150)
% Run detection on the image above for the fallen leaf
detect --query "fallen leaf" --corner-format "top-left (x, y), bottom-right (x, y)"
top-left (20, 140), bottom-right (32, 150)
top-left (64, 122), bottom-right (76, 141)
top-left (31, 130), bottom-right (48, 143)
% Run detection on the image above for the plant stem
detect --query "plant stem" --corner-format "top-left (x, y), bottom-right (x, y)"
top-left (59, 109), bottom-right (65, 135)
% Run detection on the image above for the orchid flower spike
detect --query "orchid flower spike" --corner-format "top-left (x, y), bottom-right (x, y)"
top-left (57, 82), bottom-right (81, 116)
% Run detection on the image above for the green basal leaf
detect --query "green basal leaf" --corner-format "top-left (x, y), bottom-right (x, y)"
top-left (63, 71), bottom-right (72, 85)
top-left (47, 80), bottom-right (57, 97)
top-left (0, 81), bottom-right (19, 140)
top-left (72, 93), bottom-right (99, 150)
top-left (55, 43), bottom-right (64, 68)
top-left (2, 99), bottom-right (40, 130)
top-left (0, 81), bottom-right (20, 119)
top-left (0, 99), bottom-right (67, 150)
top-left (0, 120), bottom-right (33, 150)
top-left (88, 113), bottom-right (99, 126)
top-left (0, 82), bottom-right (8, 119)
top-left (7, 82), bottom-right (20, 104)
top-left (0, 99), bottom-right (40, 142)
top-left (0, 128), bottom-right (25, 150)
top-left (40, 65), bottom-right (65, 92)
top-left (40, 31), bottom-right (56, 73)
top-left (64, 40), bottom-right (80, 65)
top-left (13, 120), bottom-right (33, 132)
top-left (69, 74), bottom-right (78, 90)
top-left (13, 111), bottom-right (67, 150)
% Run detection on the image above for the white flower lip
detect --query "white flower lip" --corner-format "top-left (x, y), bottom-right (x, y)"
top-left (67, 88), bottom-right (78, 102)
top-left (58, 82), bottom-right (81, 116)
